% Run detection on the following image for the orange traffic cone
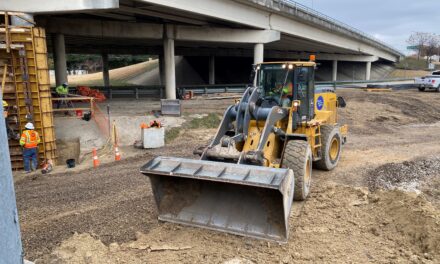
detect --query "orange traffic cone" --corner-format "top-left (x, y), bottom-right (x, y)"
top-left (114, 145), bottom-right (121, 161)
top-left (92, 148), bottom-right (100, 167)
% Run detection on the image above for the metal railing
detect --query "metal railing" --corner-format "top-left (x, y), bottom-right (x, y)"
top-left (93, 85), bottom-right (165, 99)
top-left (53, 79), bottom-right (415, 100)
top-left (260, 0), bottom-right (403, 56)
top-left (51, 96), bottom-right (95, 114)
top-left (179, 84), bottom-right (247, 95)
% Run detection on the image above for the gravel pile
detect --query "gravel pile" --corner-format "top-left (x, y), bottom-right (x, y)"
top-left (367, 156), bottom-right (440, 192)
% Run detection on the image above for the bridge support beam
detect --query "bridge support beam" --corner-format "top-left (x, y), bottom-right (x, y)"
top-left (102, 53), bottom-right (110, 88)
top-left (366, 61), bottom-right (372, 81)
top-left (53, 33), bottom-right (68, 86)
top-left (209, 56), bottom-right (215, 85)
top-left (164, 30), bottom-right (176, 99)
top-left (332, 60), bottom-right (338, 81)
top-left (254, 43), bottom-right (264, 64)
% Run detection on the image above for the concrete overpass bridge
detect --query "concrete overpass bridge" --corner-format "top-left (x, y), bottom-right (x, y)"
top-left (3, 0), bottom-right (403, 99)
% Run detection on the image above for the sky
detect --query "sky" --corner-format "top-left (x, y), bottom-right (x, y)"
top-left (292, 0), bottom-right (440, 54)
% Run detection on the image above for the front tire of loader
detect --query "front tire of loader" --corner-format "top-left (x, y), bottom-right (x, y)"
top-left (283, 140), bottom-right (312, 201)
top-left (314, 125), bottom-right (342, 171)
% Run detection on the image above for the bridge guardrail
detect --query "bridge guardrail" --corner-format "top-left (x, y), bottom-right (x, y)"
top-left (265, 0), bottom-right (403, 56)
top-left (93, 85), bottom-right (165, 99)
top-left (52, 78), bottom-right (415, 100)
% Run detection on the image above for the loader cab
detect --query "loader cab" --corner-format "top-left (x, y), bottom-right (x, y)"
top-left (255, 62), bottom-right (315, 121)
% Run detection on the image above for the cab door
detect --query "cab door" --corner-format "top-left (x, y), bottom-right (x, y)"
top-left (293, 66), bottom-right (315, 121)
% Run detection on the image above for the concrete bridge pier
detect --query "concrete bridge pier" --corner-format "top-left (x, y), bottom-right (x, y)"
top-left (209, 55), bottom-right (215, 85)
top-left (366, 61), bottom-right (372, 81)
top-left (164, 32), bottom-right (176, 99)
top-left (102, 53), bottom-right (110, 88)
top-left (332, 60), bottom-right (338, 81)
top-left (254, 43), bottom-right (264, 64)
top-left (53, 33), bottom-right (68, 86)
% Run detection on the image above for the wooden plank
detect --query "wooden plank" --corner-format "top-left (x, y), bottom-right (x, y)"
top-left (364, 88), bottom-right (392, 92)
top-left (52, 107), bottom-right (91, 112)
top-left (1, 64), bottom-right (6, 94)
top-left (51, 96), bottom-right (93, 101)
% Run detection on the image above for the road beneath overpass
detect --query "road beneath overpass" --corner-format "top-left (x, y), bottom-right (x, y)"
top-left (4, 0), bottom-right (403, 99)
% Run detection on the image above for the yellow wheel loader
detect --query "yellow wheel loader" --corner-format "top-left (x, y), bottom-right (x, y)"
top-left (141, 60), bottom-right (347, 242)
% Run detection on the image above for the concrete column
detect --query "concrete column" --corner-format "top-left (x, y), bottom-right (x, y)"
top-left (102, 53), bottom-right (110, 88)
top-left (332, 60), bottom-right (338, 81)
top-left (158, 55), bottom-right (165, 85)
top-left (53, 33), bottom-right (68, 86)
top-left (0, 95), bottom-right (23, 264)
top-left (209, 55), bottom-right (215, 85)
top-left (163, 36), bottom-right (176, 99)
top-left (254, 43), bottom-right (264, 64)
top-left (366, 61), bottom-right (372, 81)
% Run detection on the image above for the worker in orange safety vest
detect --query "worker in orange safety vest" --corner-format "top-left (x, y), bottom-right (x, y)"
top-left (19, 122), bottom-right (40, 173)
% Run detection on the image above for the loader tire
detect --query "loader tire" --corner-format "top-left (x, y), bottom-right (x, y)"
top-left (314, 125), bottom-right (342, 171)
top-left (418, 87), bottom-right (425, 92)
top-left (283, 140), bottom-right (312, 201)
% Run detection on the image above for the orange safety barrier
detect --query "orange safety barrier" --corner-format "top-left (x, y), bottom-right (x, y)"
top-left (92, 101), bottom-right (110, 139)
top-left (77, 86), bottom-right (106, 102)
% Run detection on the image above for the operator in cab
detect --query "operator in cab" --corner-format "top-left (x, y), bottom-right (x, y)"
top-left (268, 81), bottom-right (293, 107)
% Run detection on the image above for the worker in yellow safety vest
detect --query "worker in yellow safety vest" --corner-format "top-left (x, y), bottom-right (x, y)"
top-left (56, 82), bottom-right (69, 96)
top-left (281, 82), bottom-right (293, 107)
top-left (55, 82), bottom-right (73, 110)
top-left (19, 122), bottom-right (41, 173)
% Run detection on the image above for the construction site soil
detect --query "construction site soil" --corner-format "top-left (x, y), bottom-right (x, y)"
top-left (14, 89), bottom-right (440, 263)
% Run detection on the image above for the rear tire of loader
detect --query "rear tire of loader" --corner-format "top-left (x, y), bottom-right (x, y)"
top-left (314, 125), bottom-right (342, 171)
top-left (283, 140), bottom-right (312, 201)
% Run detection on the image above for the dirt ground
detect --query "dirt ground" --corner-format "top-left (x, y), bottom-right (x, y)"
top-left (14, 88), bottom-right (440, 263)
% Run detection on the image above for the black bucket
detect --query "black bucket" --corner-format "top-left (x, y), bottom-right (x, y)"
top-left (66, 159), bottom-right (76, 168)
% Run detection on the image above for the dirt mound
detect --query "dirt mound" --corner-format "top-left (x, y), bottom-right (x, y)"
top-left (36, 185), bottom-right (440, 263)
top-left (389, 69), bottom-right (431, 78)
top-left (366, 190), bottom-right (440, 260)
top-left (337, 89), bottom-right (440, 135)
top-left (367, 157), bottom-right (440, 208)
top-left (367, 156), bottom-right (440, 191)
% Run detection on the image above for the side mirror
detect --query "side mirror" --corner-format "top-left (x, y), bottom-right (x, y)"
top-left (337, 96), bottom-right (346, 108)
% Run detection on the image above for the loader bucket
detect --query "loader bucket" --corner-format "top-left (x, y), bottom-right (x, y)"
top-left (140, 156), bottom-right (295, 242)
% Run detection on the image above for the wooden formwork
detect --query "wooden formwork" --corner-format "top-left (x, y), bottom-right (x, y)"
top-left (1, 20), bottom-right (57, 169)
top-left (33, 27), bottom-right (57, 163)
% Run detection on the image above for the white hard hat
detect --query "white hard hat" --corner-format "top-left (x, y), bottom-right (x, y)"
top-left (25, 122), bottom-right (34, 130)
top-left (63, 82), bottom-right (69, 86)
